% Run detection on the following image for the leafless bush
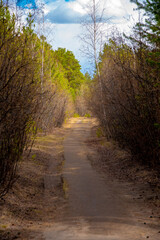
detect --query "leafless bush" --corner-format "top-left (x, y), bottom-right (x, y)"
top-left (0, 1), bottom-right (72, 197)
top-left (90, 37), bottom-right (160, 167)
top-left (0, 26), bottom-right (41, 196)
top-left (39, 86), bottom-right (68, 131)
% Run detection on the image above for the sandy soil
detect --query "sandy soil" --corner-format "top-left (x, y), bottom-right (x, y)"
top-left (87, 123), bottom-right (160, 217)
top-left (44, 118), bottom-right (160, 240)
top-left (0, 117), bottom-right (160, 239)
top-left (0, 128), bottom-right (66, 240)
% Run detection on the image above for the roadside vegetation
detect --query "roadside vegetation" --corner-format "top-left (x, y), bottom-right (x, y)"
top-left (0, 0), bottom-right (159, 201)
top-left (0, 1), bottom-right (90, 197)
top-left (86, 0), bottom-right (160, 169)
top-left (0, 1), bottom-right (160, 238)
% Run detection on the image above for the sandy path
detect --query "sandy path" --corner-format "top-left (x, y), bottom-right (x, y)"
top-left (44, 118), bottom-right (160, 240)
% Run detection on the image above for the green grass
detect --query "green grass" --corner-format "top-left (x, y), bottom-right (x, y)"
top-left (84, 113), bottom-right (91, 118)
top-left (96, 127), bottom-right (103, 138)
top-left (73, 113), bottom-right (80, 118)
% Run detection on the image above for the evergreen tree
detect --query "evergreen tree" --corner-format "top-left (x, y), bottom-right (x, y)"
top-left (131, 0), bottom-right (160, 47)
top-left (54, 48), bottom-right (85, 99)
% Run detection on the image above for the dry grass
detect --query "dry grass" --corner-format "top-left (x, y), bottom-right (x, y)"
top-left (0, 128), bottom-right (66, 240)
top-left (87, 125), bottom-right (160, 217)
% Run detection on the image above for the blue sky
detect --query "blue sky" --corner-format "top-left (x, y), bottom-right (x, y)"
top-left (15, 0), bottom-right (139, 73)
top-left (17, 0), bottom-right (37, 9)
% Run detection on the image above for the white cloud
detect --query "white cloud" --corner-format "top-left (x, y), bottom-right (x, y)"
top-left (68, 0), bottom-right (86, 15)
top-left (52, 23), bottom-right (81, 56)
top-left (45, 1), bottom-right (82, 23)
top-left (43, 0), bottom-right (138, 26)
top-left (41, 0), bottom-right (139, 72)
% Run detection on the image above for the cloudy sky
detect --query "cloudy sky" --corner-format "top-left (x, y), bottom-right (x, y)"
top-left (16, 0), bottom-right (140, 73)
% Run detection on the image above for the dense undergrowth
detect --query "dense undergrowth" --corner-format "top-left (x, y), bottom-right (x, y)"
top-left (87, 0), bottom-right (160, 169)
top-left (0, 1), bottom-right (88, 197)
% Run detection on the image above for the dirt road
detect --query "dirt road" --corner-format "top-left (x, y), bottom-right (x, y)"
top-left (44, 118), bottom-right (160, 240)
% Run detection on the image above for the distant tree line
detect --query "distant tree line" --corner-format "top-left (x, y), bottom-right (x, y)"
top-left (87, 0), bottom-right (160, 167)
top-left (0, 1), bottom-right (85, 197)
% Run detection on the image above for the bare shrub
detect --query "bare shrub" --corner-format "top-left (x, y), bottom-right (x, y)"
top-left (0, 3), bottom-right (74, 196)
top-left (90, 36), bottom-right (160, 167)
